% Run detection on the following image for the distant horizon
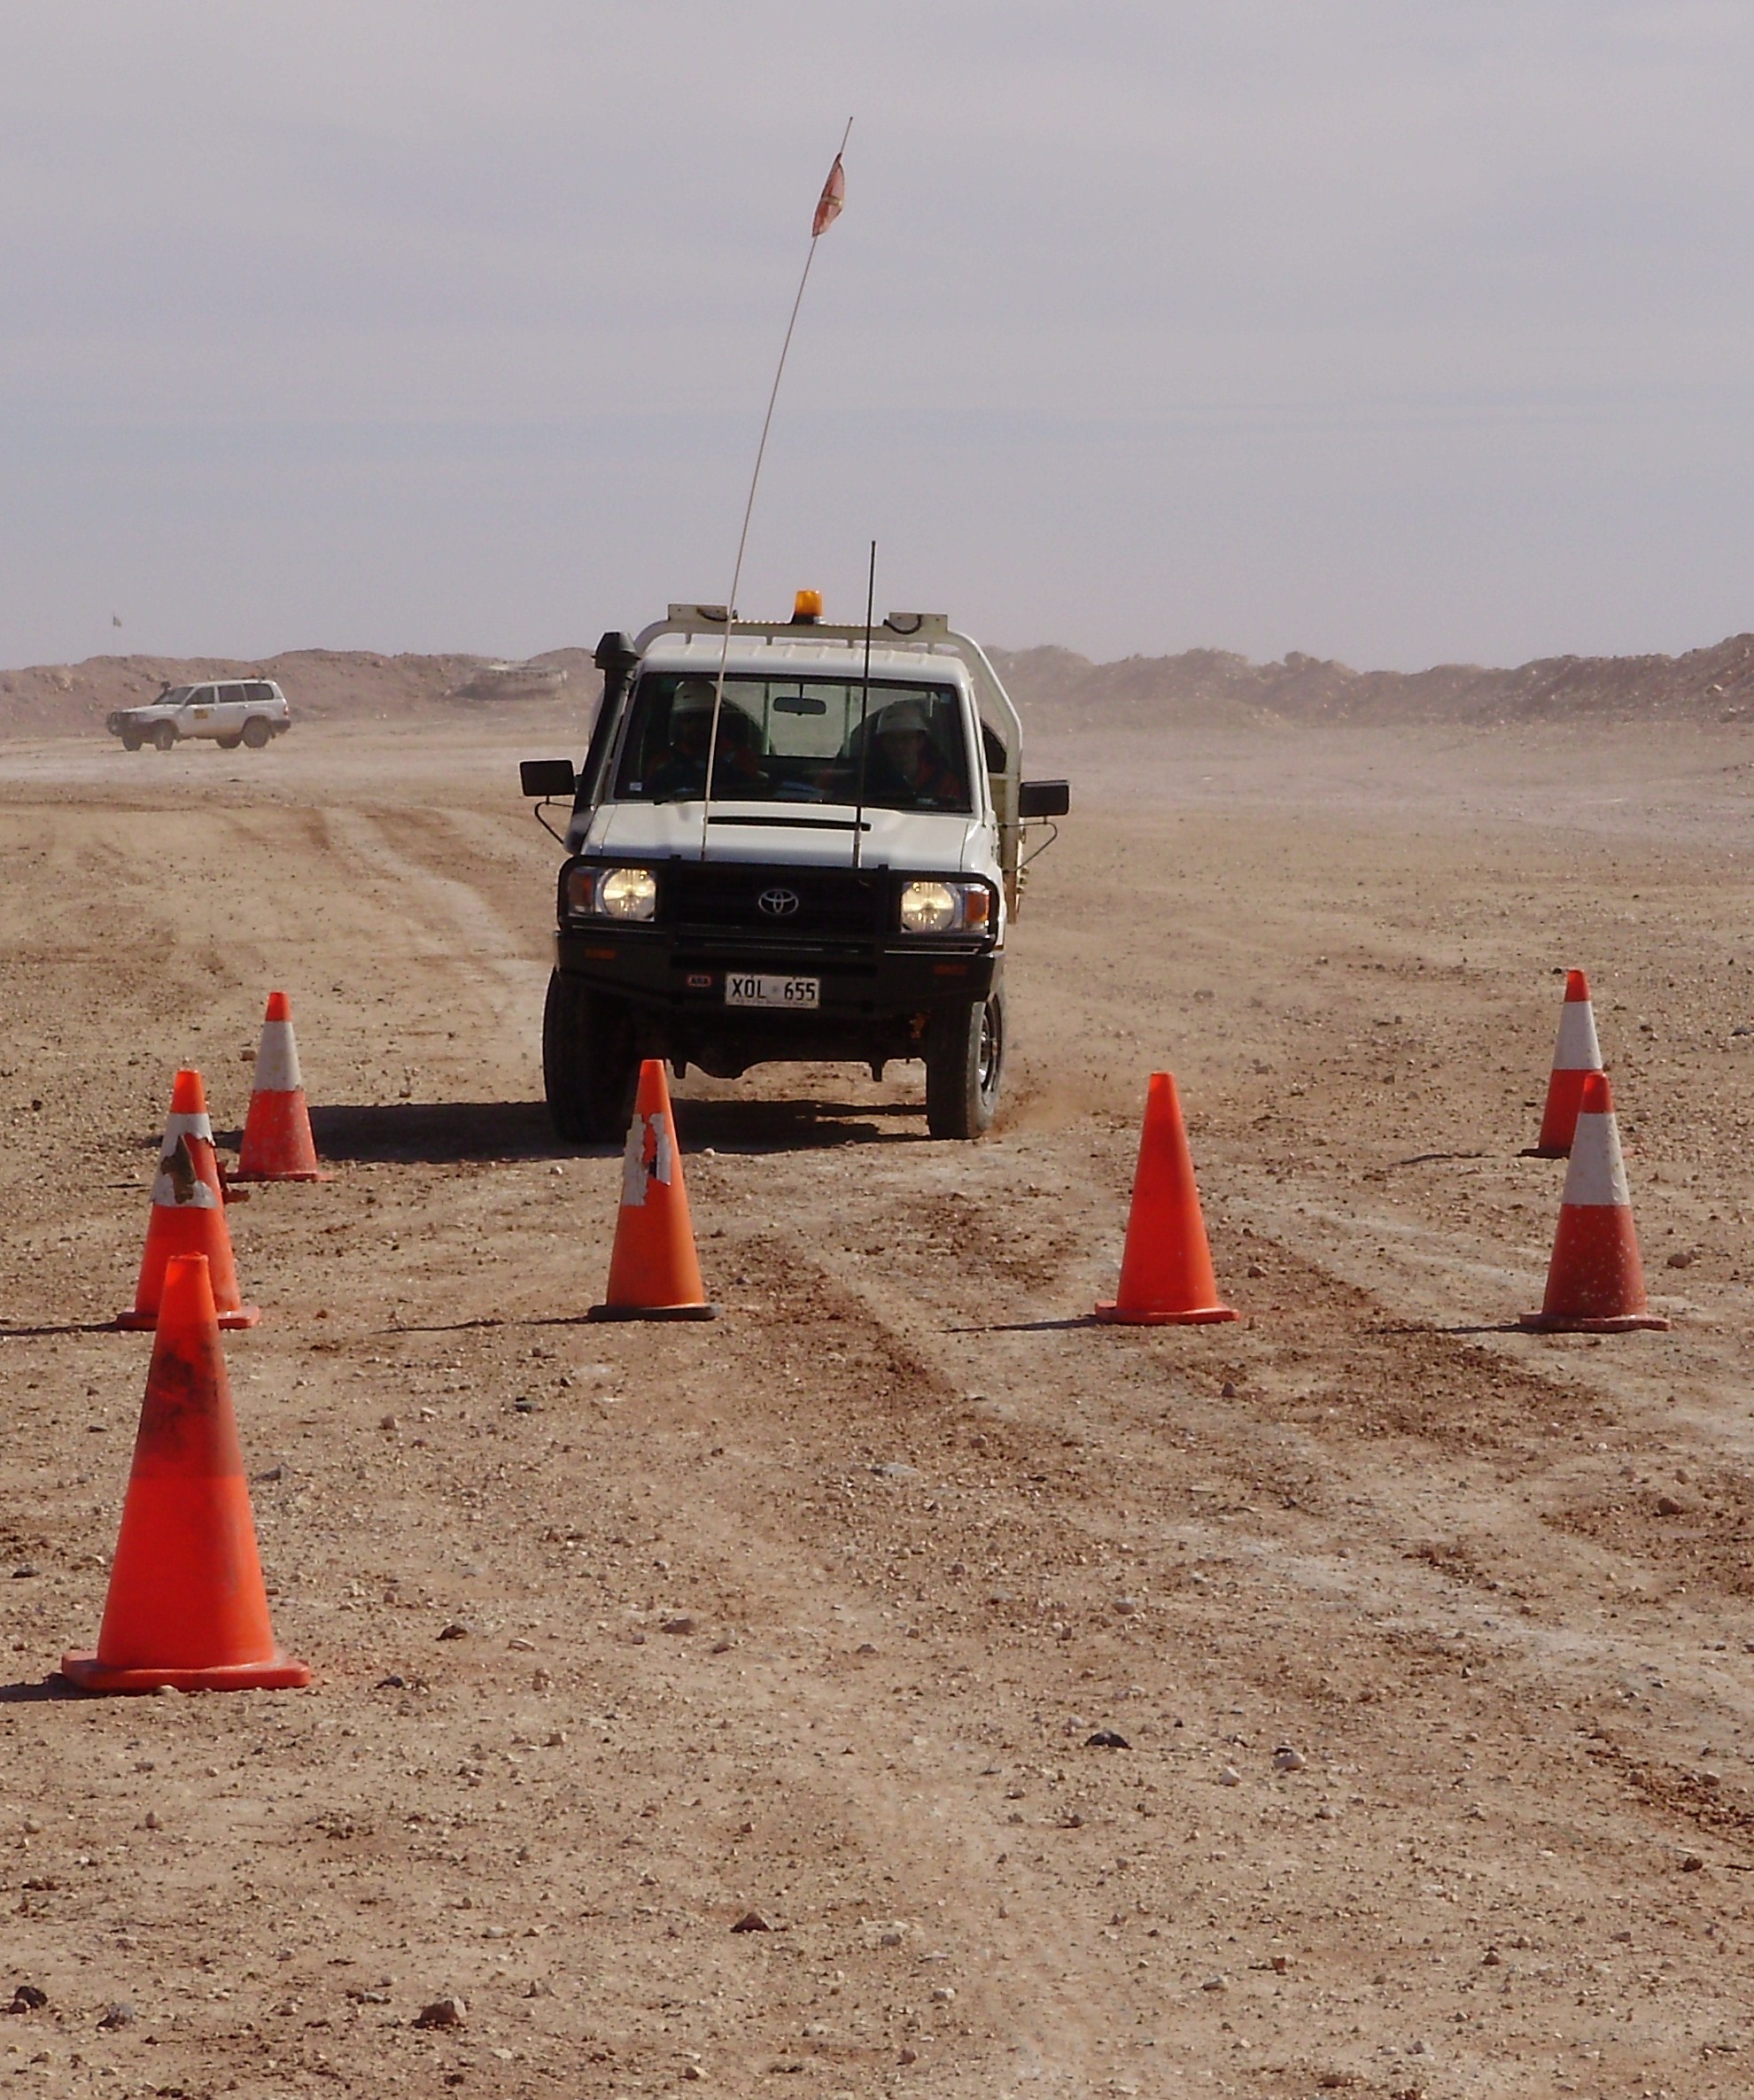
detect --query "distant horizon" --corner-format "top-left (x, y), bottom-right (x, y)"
top-left (7, 616), bottom-right (1754, 688)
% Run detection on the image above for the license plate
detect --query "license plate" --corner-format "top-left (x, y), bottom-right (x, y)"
top-left (725, 973), bottom-right (819, 1009)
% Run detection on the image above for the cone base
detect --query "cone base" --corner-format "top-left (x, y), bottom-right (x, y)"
top-left (1519, 1310), bottom-right (1672, 1334)
top-left (1094, 1299), bottom-right (1238, 1326)
top-left (58, 1649), bottom-right (311, 1693)
top-left (115, 1303), bottom-right (260, 1332)
top-left (1520, 1145), bottom-right (1572, 1159)
top-left (586, 1301), bottom-right (720, 1322)
top-left (230, 1170), bottom-right (334, 1184)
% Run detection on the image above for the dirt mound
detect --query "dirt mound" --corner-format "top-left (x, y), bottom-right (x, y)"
top-left (0, 646), bottom-right (595, 741)
top-left (12, 630), bottom-right (1754, 745)
top-left (992, 631), bottom-right (1754, 730)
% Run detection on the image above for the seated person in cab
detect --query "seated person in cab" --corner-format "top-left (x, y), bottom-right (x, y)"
top-left (646, 680), bottom-right (769, 802)
top-left (860, 698), bottom-right (967, 810)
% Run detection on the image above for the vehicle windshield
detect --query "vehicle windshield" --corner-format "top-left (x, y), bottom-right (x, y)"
top-left (159, 686), bottom-right (197, 705)
top-left (613, 674), bottom-right (973, 813)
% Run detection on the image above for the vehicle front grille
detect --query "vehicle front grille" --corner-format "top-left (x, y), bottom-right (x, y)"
top-left (665, 862), bottom-right (885, 942)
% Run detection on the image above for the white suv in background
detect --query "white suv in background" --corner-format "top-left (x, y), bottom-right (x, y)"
top-left (107, 678), bottom-right (292, 752)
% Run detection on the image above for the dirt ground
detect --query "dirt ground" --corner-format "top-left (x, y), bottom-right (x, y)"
top-left (4, 706), bottom-right (1754, 2100)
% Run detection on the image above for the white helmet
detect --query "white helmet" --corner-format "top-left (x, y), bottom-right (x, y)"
top-left (878, 697), bottom-right (933, 735)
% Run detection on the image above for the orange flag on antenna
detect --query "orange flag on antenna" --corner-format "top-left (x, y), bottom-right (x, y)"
top-left (812, 153), bottom-right (845, 236)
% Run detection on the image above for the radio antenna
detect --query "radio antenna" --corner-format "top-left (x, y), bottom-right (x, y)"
top-left (700, 120), bottom-right (852, 860)
top-left (851, 539), bottom-right (876, 869)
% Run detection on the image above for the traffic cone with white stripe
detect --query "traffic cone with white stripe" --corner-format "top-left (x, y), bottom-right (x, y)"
top-left (117, 1069), bottom-right (260, 1331)
top-left (587, 1059), bottom-right (718, 1321)
top-left (1525, 968), bottom-right (1603, 1158)
top-left (1520, 1071), bottom-right (1669, 1333)
top-left (235, 991), bottom-right (330, 1182)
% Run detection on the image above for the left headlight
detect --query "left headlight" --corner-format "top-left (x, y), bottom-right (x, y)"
top-left (897, 879), bottom-right (993, 936)
top-left (565, 864), bottom-right (657, 921)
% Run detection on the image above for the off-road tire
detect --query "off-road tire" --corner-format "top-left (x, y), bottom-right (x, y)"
top-left (151, 722), bottom-right (177, 752)
top-left (542, 971), bottom-right (639, 1144)
top-left (120, 731), bottom-right (143, 751)
top-left (925, 988), bottom-right (1004, 1139)
top-left (241, 717), bottom-right (272, 749)
top-left (216, 733), bottom-right (243, 749)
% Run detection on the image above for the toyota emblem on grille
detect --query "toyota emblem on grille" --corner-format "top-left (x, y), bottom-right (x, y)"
top-left (757, 886), bottom-right (801, 918)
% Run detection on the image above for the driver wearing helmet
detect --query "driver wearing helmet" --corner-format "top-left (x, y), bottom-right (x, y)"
top-left (864, 697), bottom-right (966, 810)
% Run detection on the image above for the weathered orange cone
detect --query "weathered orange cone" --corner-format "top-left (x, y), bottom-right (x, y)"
top-left (587, 1060), bottom-right (718, 1321)
top-left (1096, 1072), bottom-right (1238, 1325)
top-left (117, 1070), bottom-right (260, 1330)
top-left (64, 1253), bottom-right (309, 1693)
top-left (235, 991), bottom-right (331, 1182)
top-left (1525, 968), bottom-right (1603, 1158)
top-left (1521, 1071), bottom-right (1669, 1333)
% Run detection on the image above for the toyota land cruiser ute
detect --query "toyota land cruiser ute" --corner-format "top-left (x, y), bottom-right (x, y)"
top-left (520, 598), bottom-right (1068, 1143)
top-left (107, 678), bottom-right (291, 752)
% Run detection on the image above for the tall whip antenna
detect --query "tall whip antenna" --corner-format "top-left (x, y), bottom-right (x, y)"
top-left (852, 539), bottom-right (876, 870)
top-left (700, 120), bottom-right (852, 859)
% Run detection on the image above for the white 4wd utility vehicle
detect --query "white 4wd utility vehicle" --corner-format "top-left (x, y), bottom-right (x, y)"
top-left (107, 678), bottom-right (291, 752)
top-left (521, 598), bottom-right (1068, 1142)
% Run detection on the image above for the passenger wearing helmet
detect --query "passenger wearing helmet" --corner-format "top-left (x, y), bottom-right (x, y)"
top-left (862, 697), bottom-right (967, 810)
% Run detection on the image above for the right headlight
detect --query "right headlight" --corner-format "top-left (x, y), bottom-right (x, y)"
top-left (564, 864), bottom-right (657, 921)
top-left (897, 879), bottom-right (993, 936)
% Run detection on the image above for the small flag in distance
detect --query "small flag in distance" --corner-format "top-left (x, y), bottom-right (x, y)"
top-left (112, 613), bottom-right (122, 629)
top-left (811, 152), bottom-right (845, 238)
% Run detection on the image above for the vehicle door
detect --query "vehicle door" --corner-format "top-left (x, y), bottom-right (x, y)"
top-left (213, 682), bottom-right (250, 734)
top-left (244, 679), bottom-right (282, 724)
top-left (180, 684), bottom-right (219, 736)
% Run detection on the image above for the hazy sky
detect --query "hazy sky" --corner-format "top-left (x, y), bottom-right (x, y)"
top-left (3, 2), bottom-right (1751, 671)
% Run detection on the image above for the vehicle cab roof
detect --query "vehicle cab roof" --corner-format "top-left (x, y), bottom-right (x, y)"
top-left (637, 634), bottom-right (970, 687)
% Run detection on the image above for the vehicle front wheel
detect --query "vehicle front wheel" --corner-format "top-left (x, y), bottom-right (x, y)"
top-left (241, 717), bottom-right (272, 748)
top-left (925, 988), bottom-right (1004, 1139)
top-left (120, 731), bottom-right (142, 751)
top-left (151, 723), bottom-right (177, 752)
top-left (542, 972), bottom-right (639, 1143)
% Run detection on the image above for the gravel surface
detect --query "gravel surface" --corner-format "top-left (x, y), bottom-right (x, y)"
top-left (2, 710), bottom-right (1752, 2097)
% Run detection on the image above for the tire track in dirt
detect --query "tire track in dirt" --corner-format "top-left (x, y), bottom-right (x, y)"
top-left (320, 807), bottom-right (548, 1059)
top-left (598, 1209), bottom-right (1696, 2091)
top-left (715, 1153), bottom-right (1754, 1882)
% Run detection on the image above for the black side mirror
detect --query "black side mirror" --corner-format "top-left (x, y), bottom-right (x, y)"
top-left (1019, 779), bottom-right (1070, 819)
top-left (520, 758), bottom-right (577, 798)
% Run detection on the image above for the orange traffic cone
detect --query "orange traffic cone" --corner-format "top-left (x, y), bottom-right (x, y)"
top-left (64, 1252), bottom-right (310, 1692)
top-left (1525, 968), bottom-right (1603, 1158)
top-left (1520, 1071), bottom-right (1669, 1333)
top-left (117, 1069), bottom-right (260, 1331)
top-left (235, 991), bottom-right (331, 1182)
top-left (587, 1059), bottom-right (718, 1321)
top-left (1096, 1072), bottom-right (1238, 1325)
